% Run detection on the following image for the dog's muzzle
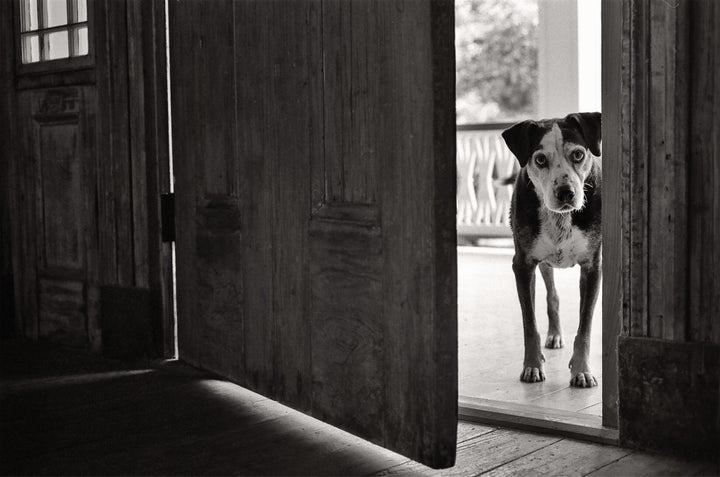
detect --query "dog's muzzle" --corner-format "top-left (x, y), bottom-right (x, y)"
top-left (550, 185), bottom-right (579, 212)
top-left (555, 185), bottom-right (575, 204)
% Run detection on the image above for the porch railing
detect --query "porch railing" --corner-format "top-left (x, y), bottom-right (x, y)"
top-left (456, 123), bottom-right (518, 238)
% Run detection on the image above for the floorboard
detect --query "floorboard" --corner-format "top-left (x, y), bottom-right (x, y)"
top-left (1, 339), bottom-right (715, 476)
top-left (378, 429), bottom-right (562, 476)
top-left (586, 452), bottom-right (716, 476)
top-left (481, 439), bottom-right (631, 477)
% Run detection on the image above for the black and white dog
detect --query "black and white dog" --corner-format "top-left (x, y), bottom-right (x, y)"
top-left (501, 112), bottom-right (602, 388)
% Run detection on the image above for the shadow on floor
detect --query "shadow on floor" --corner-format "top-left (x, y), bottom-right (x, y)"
top-left (0, 339), bottom-right (407, 476)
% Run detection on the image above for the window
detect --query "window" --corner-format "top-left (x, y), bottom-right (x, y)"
top-left (19, 0), bottom-right (89, 64)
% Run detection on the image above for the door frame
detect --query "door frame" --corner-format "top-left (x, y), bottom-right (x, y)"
top-left (458, 0), bottom-right (623, 439)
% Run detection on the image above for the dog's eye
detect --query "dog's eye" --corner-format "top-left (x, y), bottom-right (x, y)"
top-left (534, 154), bottom-right (547, 167)
top-left (572, 150), bottom-right (585, 162)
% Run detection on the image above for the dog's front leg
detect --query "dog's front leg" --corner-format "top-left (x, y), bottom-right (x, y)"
top-left (539, 263), bottom-right (563, 349)
top-left (513, 255), bottom-right (545, 382)
top-left (569, 260), bottom-right (601, 387)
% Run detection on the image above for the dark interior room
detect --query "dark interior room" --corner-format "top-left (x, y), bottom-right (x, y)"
top-left (1, 0), bottom-right (719, 475)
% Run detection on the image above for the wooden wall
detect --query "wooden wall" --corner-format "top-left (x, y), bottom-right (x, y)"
top-left (94, 0), bottom-right (174, 357)
top-left (4, 0), bottom-right (173, 357)
top-left (623, 0), bottom-right (720, 344)
top-left (0, 0), bottom-right (17, 340)
top-left (608, 0), bottom-right (720, 459)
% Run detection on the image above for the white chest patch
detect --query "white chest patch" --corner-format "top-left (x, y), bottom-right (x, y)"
top-left (530, 209), bottom-right (590, 268)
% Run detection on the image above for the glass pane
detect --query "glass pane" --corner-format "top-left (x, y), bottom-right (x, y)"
top-left (20, 0), bottom-right (39, 31)
top-left (74, 25), bottom-right (88, 56)
top-left (44, 30), bottom-right (70, 60)
top-left (76, 0), bottom-right (87, 22)
top-left (21, 34), bottom-right (40, 63)
top-left (45, 0), bottom-right (68, 28)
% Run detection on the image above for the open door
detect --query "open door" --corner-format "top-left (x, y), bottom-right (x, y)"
top-left (169, 0), bottom-right (457, 468)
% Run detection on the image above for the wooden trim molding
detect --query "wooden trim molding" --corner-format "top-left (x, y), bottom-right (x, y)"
top-left (459, 396), bottom-right (618, 446)
top-left (600, 0), bottom-right (627, 431)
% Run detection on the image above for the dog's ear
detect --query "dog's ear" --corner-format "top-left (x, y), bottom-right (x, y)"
top-left (565, 112), bottom-right (601, 157)
top-left (501, 120), bottom-right (542, 168)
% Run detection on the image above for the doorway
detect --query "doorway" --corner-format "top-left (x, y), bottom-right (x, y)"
top-left (455, 0), bottom-right (614, 439)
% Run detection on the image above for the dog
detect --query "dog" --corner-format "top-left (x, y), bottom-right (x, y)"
top-left (501, 112), bottom-right (602, 388)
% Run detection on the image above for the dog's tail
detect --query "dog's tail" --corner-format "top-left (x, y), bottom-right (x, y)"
top-left (493, 172), bottom-right (517, 187)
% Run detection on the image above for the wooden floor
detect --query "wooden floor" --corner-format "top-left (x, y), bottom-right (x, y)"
top-left (458, 247), bottom-right (602, 415)
top-left (1, 340), bottom-right (715, 476)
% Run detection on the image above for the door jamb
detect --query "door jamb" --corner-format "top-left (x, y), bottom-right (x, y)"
top-left (599, 0), bottom-right (623, 430)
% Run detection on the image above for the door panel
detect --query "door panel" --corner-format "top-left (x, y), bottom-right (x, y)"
top-left (170, 0), bottom-right (457, 468)
top-left (17, 87), bottom-right (97, 348)
top-left (38, 122), bottom-right (85, 271)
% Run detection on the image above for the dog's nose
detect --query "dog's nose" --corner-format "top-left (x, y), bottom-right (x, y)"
top-left (555, 185), bottom-right (575, 203)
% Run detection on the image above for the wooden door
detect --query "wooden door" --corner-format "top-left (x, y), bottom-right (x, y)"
top-left (169, 0), bottom-right (457, 468)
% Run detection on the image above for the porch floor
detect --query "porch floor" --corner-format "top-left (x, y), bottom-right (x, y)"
top-left (458, 246), bottom-right (603, 415)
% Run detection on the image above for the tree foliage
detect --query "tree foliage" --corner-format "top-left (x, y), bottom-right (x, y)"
top-left (455, 0), bottom-right (538, 124)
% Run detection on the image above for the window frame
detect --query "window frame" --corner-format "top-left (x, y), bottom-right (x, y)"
top-left (14, 0), bottom-right (95, 75)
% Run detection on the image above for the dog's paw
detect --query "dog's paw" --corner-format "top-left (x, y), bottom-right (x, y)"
top-left (569, 356), bottom-right (597, 387)
top-left (545, 333), bottom-right (564, 349)
top-left (520, 366), bottom-right (546, 383)
top-left (570, 371), bottom-right (597, 388)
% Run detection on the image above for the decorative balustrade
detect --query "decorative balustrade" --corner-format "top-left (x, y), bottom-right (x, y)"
top-left (456, 123), bottom-right (518, 238)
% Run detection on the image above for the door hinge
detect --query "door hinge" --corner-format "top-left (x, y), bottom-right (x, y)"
top-left (161, 193), bottom-right (175, 242)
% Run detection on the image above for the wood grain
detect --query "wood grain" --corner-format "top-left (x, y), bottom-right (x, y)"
top-left (646, 0), bottom-right (670, 339)
top-left (126, 0), bottom-right (149, 289)
top-left (647, 0), bottom-right (689, 341)
top-left (601, 0), bottom-right (625, 428)
top-left (483, 438), bottom-right (630, 477)
top-left (266, 0), bottom-right (315, 410)
top-left (587, 452), bottom-right (716, 476)
top-left (6, 0), bottom-right (172, 357)
top-left (233, 0), bottom-right (274, 396)
top-left (15, 87), bottom-right (97, 348)
top-left (170, 0), bottom-right (228, 372)
top-left (37, 120), bottom-right (84, 271)
top-left (619, 336), bottom-right (720, 460)
top-left (321, 0), bottom-right (380, 205)
top-left (108, 0), bottom-right (134, 287)
top-left (380, 0), bottom-right (457, 467)
top-left (621, 0), bottom-right (720, 346)
top-left (310, 218), bottom-right (384, 441)
top-left (615, 0), bottom-right (720, 457)
top-left (4, 341), bottom-right (714, 476)
top-left (94, 0), bottom-right (119, 287)
top-left (628, 0), bottom-right (649, 338)
top-left (137, 0), bottom-right (174, 357)
top-left (688, 0), bottom-right (720, 344)
top-left (378, 429), bottom-right (560, 477)
top-left (170, 0), bottom-right (457, 467)
top-left (14, 92), bottom-right (39, 340)
top-left (0, 0), bottom-right (16, 338)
